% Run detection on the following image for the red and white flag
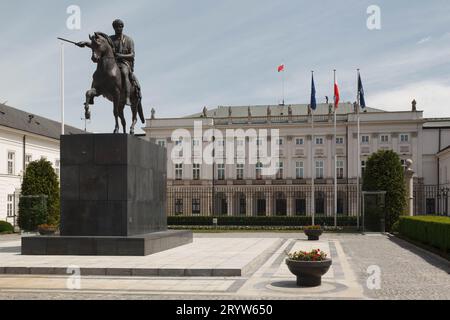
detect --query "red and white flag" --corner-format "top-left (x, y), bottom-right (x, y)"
top-left (334, 78), bottom-right (340, 109)
top-left (277, 64), bottom-right (285, 72)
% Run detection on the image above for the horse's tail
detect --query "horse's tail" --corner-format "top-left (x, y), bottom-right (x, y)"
top-left (138, 99), bottom-right (145, 124)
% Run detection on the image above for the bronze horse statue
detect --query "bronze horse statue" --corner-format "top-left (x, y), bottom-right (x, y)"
top-left (84, 32), bottom-right (144, 135)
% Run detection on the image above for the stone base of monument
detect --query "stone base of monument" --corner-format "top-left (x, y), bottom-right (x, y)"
top-left (22, 230), bottom-right (193, 256)
top-left (21, 134), bottom-right (192, 256)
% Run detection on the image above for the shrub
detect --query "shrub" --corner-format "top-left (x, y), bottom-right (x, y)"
top-left (18, 159), bottom-right (60, 231)
top-left (391, 221), bottom-right (399, 233)
top-left (0, 221), bottom-right (14, 233)
top-left (363, 150), bottom-right (406, 231)
top-left (399, 216), bottom-right (450, 252)
top-left (17, 196), bottom-right (48, 232)
top-left (168, 216), bottom-right (357, 227)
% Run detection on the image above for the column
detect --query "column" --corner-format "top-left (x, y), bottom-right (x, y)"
top-left (405, 160), bottom-right (415, 216)
top-left (227, 192), bottom-right (234, 216)
top-left (266, 192), bottom-right (273, 216)
top-left (246, 192), bottom-right (254, 217)
top-left (287, 193), bottom-right (294, 216)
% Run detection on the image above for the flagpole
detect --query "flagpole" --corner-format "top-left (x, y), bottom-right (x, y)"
top-left (356, 69), bottom-right (361, 230)
top-left (311, 71), bottom-right (315, 226)
top-left (61, 42), bottom-right (65, 136)
top-left (282, 63), bottom-right (285, 105)
top-left (334, 70), bottom-right (337, 228)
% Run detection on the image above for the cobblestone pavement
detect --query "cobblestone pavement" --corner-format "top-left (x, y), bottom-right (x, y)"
top-left (337, 233), bottom-right (450, 300)
top-left (0, 233), bottom-right (448, 300)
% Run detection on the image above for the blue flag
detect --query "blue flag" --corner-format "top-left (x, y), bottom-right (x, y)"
top-left (358, 73), bottom-right (366, 108)
top-left (310, 74), bottom-right (317, 111)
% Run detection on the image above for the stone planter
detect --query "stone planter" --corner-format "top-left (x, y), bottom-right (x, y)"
top-left (304, 229), bottom-right (323, 241)
top-left (285, 258), bottom-right (332, 287)
top-left (38, 227), bottom-right (56, 236)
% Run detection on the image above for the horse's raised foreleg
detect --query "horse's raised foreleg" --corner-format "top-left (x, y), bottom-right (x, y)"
top-left (84, 88), bottom-right (97, 120)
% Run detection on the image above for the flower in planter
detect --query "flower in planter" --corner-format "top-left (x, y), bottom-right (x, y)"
top-left (288, 249), bottom-right (328, 262)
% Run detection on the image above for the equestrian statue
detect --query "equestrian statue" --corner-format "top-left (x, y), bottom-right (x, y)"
top-left (61, 19), bottom-right (145, 135)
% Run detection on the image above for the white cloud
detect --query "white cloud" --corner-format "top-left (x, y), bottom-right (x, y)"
top-left (417, 36), bottom-right (432, 45)
top-left (368, 81), bottom-right (450, 118)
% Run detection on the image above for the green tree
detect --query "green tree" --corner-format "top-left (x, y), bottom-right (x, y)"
top-left (18, 159), bottom-right (60, 231)
top-left (363, 150), bottom-right (406, 231)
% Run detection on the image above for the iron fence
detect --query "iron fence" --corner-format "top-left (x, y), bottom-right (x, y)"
top-left (167, 184), bottom-right (360, 219)
top-left (413, 184), bottom-right (450, 216)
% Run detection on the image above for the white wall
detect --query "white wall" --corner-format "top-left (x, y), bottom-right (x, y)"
top-left (0, 126), bottom-right (60, 224)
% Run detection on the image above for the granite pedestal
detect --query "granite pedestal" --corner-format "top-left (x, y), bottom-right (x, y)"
top-left (22, 134), bottom-right (192, 256)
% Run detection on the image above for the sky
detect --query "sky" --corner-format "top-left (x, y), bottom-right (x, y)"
top-left (1, 0), bottom-right (450, 134)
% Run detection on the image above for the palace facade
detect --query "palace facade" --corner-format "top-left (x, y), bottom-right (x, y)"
top-left (143, 102), bottom-right (450, 217)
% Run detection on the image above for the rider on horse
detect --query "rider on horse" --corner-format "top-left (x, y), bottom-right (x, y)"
top-left (77, 19), bottom-right (141, 105)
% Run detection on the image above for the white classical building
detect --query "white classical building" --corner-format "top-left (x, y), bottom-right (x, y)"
top-left (144, 102), bottom-right (450, 217)
top-left (0, 103), bottom-right (85, 226)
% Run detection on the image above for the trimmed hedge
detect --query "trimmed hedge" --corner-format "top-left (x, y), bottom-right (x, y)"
top-left (168, 216), bottom-right (357, 227)
top-left (0, 221), bottom-right (14, 233)
top-left (399, 216), bottom-right (450, 252)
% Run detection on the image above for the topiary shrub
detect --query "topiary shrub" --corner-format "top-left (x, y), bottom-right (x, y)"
top-left (17, 195), bottom-right (48, 232)
top-left (0, 221), bottom-right (14, 233)
top-left (399, 216), bottom-right (450, 253)
top-left (17, 159), bottom-right (60, 231)
top-left (363, 150), bottom-right (406, 232)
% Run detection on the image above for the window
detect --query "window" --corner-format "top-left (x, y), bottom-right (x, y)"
top-left (362, 135), bottom-right (370, 144)
top-left (295, 138), bottom-right (304, 145)
top-left (361, 160), bottom-right (366, 176)
top-left (256, 162), bottom-right (263, 180)
top-left (315, 137), bottom-right (324, 145)
top-left (55, 159), bottom-right (60, 179)
top-left (238, 196), bottom-right (246, 215)
top-left (192, 164), bottom-right (200, 180)
top-left (315, 160), bottom-right (324, 179)
top-left (336, 160), bottom-right (344, 179)
top-left (400, 134), bottom-right (409, 143)
top-left (175, 164), bottom-right (183, 180)
top-left (276, 162), bottom-right (284, 180)
top-left (175, 199), bottom-right (183, 215)
top-left (192, 139), bottom-right (200, 147)
top-left (217, 164), bottom-right (225, 180)
top-left (336, 137), bottom-right (344, 145)
top-left (296, 161), bottom-right (304, 179)
top-left (192, 199), bottom-right (200, 215)
top-left (380, 135), bottom-right (389, 143)
top-left (156, 139), bottom-right (166, 148)
top-left (236, 163), bottom-right (244, 180)
top-left (7, 194), bottom-right (13, 217)
top-left (174, 140), bottom-right (183, 157)
top-left (7, 152), bottom-right (15, 175)
top-left (276, 138), bottom-right (284, 146)
top-left (25, 154), bottom-right (32, 169)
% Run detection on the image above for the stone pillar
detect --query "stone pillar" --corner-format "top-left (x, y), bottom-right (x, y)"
top-left (246, 193), bottom-right (254, 217)
top-left (405, 159), bottom-right (415, 216)
top-left (227, 193), bottom-right (234, 216)
top-left (266, 192), bottom-right (273, 216)
top-left (287, 194), bottom-right (294, 216)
